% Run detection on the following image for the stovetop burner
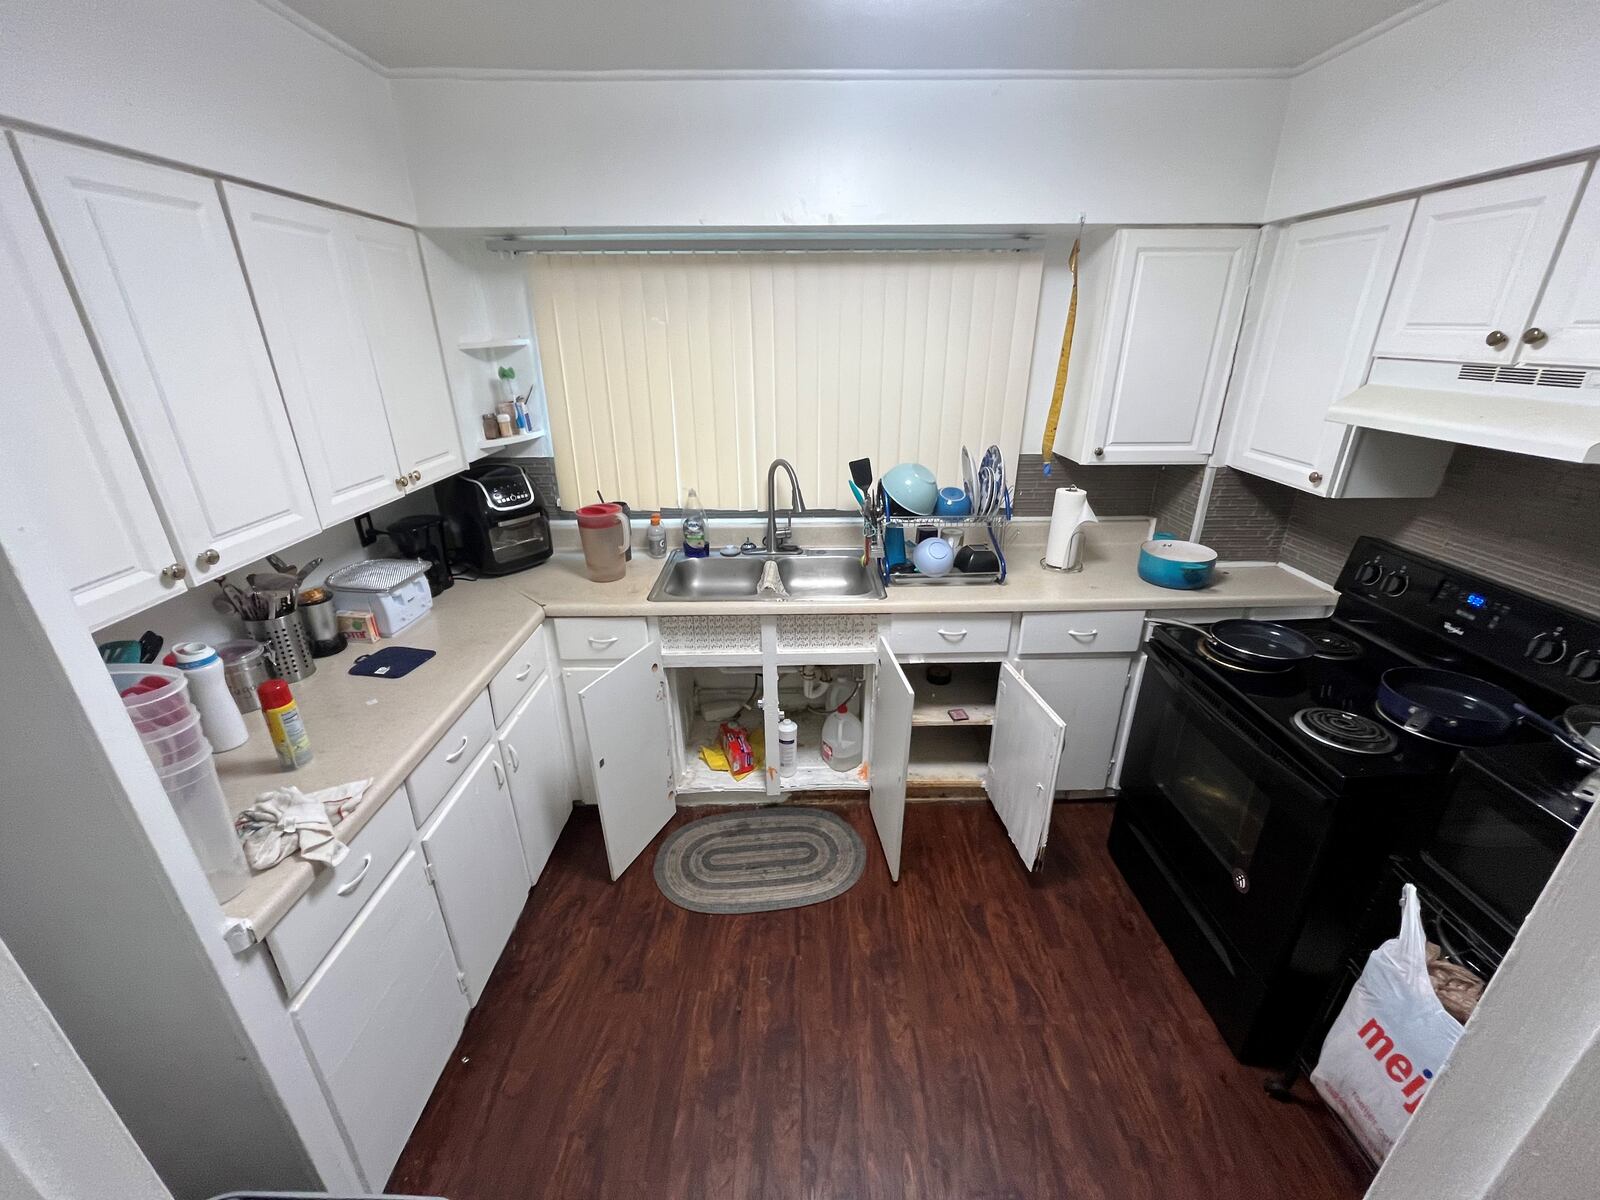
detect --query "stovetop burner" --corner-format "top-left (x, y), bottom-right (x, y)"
top-left (1310, 630), bottom-right (1363, 661)
top-left (1293, 707), bottom-right (1399, 756)
top-left (1196, 637), bottom-right (1295, 674)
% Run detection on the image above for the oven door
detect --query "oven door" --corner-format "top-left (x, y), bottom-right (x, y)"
top-left (1115, 646), bottom-right (1342, 972)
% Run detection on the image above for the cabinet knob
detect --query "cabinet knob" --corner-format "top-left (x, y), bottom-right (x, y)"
top-left (1522, 327), bottom-right (1548, 346)
top-left (1485, 329), bottom-right (1509, 348)
top-left (1092, 447), bottom-right (1104, 458)
top-left (395, 476), bottom-right (409, 491)
top-left (1308, 471), bottom-right (1323, 485)
top-left (198, 548), bottom-right (220, 568)
top-left (409, 470), bottom-right (422, 483)
top-left (162, 562), bottom-right (187, 582)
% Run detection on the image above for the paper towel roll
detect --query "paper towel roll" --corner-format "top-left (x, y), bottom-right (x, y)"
top-left (1044, 487), bottom-right (1098, 568)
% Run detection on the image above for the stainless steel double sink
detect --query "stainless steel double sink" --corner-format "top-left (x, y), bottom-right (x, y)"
top-left (646, 548), bottom-right (886, 602)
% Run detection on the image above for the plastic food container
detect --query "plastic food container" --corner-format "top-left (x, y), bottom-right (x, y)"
top-left (157, 750), bottom-right (250, 903)
top-left (325, 558), bottom-right (433, 638)
top-left (108, 664), bottom-right (209, 768)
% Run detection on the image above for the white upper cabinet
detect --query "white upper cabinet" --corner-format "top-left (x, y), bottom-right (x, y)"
top-left (1373, 162), bottom-right (1587, 364)
top-left (1521, 168), bottom-right (1600, 368)
top-left (223, 185), bottom-right (406, 523)
top-left (17, 136), bottom-right (318, 580)
top-left (344, 220), bottom-right (464, 488)
top-left (1227, 200), bottom-right (1458, 497)
top-left (1055, 228), bottom-right (1257, 465)
top-left (0, 145), bottom-right (183, 626)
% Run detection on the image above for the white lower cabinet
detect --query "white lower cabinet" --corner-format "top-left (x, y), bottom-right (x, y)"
top-left (562, 665), bottom-right (610, 805)
top-left (578, 642), bottom-right (677, 880)
top-left (290, 850), bottom-right (468, 1188)
top-left (1018, 656), bottom-right (1136, 793)
top-left (419, 742), bottom-right (530, 1004)
top-left (498, 672), bottom-right (573, 884)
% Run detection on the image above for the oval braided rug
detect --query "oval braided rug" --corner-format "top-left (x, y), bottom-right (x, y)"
top-left (653, 807), bottom-right (866, 914)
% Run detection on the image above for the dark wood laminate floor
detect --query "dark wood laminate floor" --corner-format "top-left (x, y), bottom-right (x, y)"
top-left (390, 802), bottom-right (1371, 1200)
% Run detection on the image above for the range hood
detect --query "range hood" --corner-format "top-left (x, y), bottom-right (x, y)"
top-left (1329, 358), bottom-right (1600, 464)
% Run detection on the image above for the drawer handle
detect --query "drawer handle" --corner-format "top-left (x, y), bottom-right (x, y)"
top-left (588, 635), bottom-right (619, 648)
top-left (491, 757), bottom-right (506, 788)
top-left (514, 663), bottom-right (533, 681)
top-left (335, 854), bottom-right (373, 897)
top-left (936, 628), bottom-right (968, 641)
top-left (506, 743), bottom-right (521, 772)
top-left (444, 735), bottom-right (469, 763)
top-left (1067, 629), bottom-right (1099, 640)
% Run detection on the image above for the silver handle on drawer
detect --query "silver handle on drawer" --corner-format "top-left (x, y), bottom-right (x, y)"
top-left (335, 854), bottom-right (373, 897)
top-left (506, 743), bottom-right (521, 772)
top-left (444, 735), bottom-right (469, 763)
top-left (1067, 629), bottom-right (1099, 640)
top-left (936, 628), bottom-right (968, 641)
top-left (587, 635), bottom-right (619, 648)
top-left (514, 663), bottom-right (533, 681)
top-left (491, 757), bottom-right (505, 788)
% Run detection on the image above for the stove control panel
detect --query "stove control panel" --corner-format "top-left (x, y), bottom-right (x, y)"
top-left (1338, 537), bottom-right (1600, 704)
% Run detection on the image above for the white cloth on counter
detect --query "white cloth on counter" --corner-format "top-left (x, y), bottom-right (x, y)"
top-left (234, 779), bottom-right (371, 871)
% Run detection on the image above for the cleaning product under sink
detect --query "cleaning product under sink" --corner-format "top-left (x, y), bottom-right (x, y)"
top-left (821, 704), bottom-right (863, 772)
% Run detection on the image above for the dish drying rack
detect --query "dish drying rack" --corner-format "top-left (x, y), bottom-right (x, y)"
top-left (873, 488), bottom-right (1012, 587)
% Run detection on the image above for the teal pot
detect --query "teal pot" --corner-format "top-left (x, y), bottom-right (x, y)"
top-left (1138, 539), bottom-right (1217, 590)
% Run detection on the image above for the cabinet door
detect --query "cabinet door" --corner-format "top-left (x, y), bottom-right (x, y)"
top-left (1374, 162), bottom-right (1586, 363)
top-left (1523, 170), bottom-right (1600, 368)
top-left (222, 184), bottom-right (404, 523)
top-left (1227, 202), bottom-right (1415, 494)
top-left (985, 663), bottom-right (1066, 872)
top-left (869, 637), bottom-right (915, 883)
top-left (419, 742), bottom-right (530, 1003)
top-left (1071, 229), bottom-right (1256, 464)
top-left (0, 146), bottom-right (182, 625)
top-left (290, 850), bottom-right (467, 1188)
top-left (1017, 656), bottom-right (1135, 793)
top-left (579, 641), bottom-right (675, 880)
top-left (499, 672), bottom-right (574, 885)
top-left (561, 665), bottom-right (608, 805)
top-left (345, 219), bottom-right (464, 488)
top-left (18, 136), bottom-right (318, 578)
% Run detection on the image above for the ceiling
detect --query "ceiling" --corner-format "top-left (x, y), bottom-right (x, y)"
top-left (272, 0), bottom-right (1430, 74)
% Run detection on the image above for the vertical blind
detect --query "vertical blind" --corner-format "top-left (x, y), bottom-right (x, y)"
top-left (529, 251), bottom-right (1044, 510)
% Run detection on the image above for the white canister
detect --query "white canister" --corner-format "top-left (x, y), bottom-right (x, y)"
top-left (777, 716), bottom-right (798, 778)
top-left (170, 641), bottom-right (251, 752)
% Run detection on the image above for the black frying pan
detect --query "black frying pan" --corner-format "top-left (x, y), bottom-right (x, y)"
top-left (1150, 617), bottom-right (1319, 666)
top-left (1377, 667), bottom-right (1598, 759)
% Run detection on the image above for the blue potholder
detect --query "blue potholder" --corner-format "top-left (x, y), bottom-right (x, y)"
top-left (348, 646), bottom-right (436, 679)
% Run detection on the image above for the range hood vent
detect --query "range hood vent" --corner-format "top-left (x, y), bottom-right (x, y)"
top-left (1328, 359), bottom-right (1600, 465)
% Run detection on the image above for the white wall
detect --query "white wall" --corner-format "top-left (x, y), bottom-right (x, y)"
top-left (1266, 0), bottom-right (1600, 220)
top-left (396, 75), bottom-right (1287, 228)
top-left (0, 938), bottom-right (171, 1200)
top-left (0, 0), bottom-right (415, 221)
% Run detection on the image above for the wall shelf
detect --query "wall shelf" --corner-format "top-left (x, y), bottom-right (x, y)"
top-left (457, 336), bottom-right (530, 353)
top-left (477, 427), bottom-right (546, 452)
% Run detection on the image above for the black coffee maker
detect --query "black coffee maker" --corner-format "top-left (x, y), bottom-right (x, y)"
top-left (354, 512), bottom-right (455, 595)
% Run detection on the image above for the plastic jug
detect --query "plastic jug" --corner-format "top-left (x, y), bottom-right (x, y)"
top-left (821, 704), bottom-right (863, 772)
top-left (576, 503), bottom-right (630, 582)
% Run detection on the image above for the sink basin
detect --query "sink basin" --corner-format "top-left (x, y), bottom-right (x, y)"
top-left (647, 549), bottom-right (886, 602)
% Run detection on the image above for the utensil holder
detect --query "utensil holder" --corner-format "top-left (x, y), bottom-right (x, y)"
top-left (245, 612), bottom-right (317, 682)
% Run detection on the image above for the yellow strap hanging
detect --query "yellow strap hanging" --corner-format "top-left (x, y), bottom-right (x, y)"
top-left (1039, 236), bottom-right (1081, 472)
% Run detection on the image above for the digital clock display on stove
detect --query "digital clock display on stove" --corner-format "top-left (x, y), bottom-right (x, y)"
top-left (1465, 592), bottom-right (1488, 609)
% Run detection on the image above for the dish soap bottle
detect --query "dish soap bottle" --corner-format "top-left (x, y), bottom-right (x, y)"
top-left (681, 488), bottom-right (710, 559)
top-left (821, 704), bottom-right (863, 772)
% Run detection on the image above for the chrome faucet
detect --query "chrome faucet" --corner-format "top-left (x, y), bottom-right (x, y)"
top-left (764, 458), bottom-right (806, 554)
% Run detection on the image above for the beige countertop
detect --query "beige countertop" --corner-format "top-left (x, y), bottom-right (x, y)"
top-left (221, 518), bottom-right (1332, 949)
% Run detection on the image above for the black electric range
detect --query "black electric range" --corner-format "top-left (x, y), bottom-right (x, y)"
top-left (1110, 536), bottom-right (1600, 1065)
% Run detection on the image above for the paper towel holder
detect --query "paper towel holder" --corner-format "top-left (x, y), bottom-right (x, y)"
top-left (1039, 530), bottom-right (1087, 574)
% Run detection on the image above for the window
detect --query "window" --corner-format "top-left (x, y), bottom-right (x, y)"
top-left (530, 250), bottom-right (1044, 510)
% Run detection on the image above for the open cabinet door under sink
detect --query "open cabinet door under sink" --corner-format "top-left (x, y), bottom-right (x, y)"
top-left (580, 641), bottom-right (676, 879)
top-left (870, 635), bottom-right (915, 883)
top-left (987, 663), bottom-right (1066, 871)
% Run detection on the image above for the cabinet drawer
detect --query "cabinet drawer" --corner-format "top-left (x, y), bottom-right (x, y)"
top-left (554, 617), bottom-right (648, 662)
top-left (887, 614), bottom-right (1012, 657)
top-left (290, 849), bottom-right (468, 1185)
top-left (407, 690), bottom-right (494, 826)
top-left (489, 624), bottom-right (550, 726)
top-left (1017, 610), bottom-right (1145, 656)
top-left (267, 791), bottom-right (414, 996)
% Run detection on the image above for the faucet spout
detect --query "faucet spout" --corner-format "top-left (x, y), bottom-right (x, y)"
top-left (764, 458), bottom-right (806, 554)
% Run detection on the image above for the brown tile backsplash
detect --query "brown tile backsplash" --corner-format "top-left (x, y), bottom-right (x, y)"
top-left (1201, 468), bottom-right (1297, 561)
top-left (1151, 466), bottom-right (1204, 539)
top-left (1012, 454), bottom-right (1164, 518)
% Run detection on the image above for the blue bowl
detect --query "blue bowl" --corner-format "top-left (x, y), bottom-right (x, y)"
top-left (1138, 539), bottom-right (1217, 590)
top-left (934, 486), bottom-right (972, 517)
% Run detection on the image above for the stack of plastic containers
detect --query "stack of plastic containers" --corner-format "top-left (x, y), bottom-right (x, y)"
top-left (109, 664), bottom-right (251, 903)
